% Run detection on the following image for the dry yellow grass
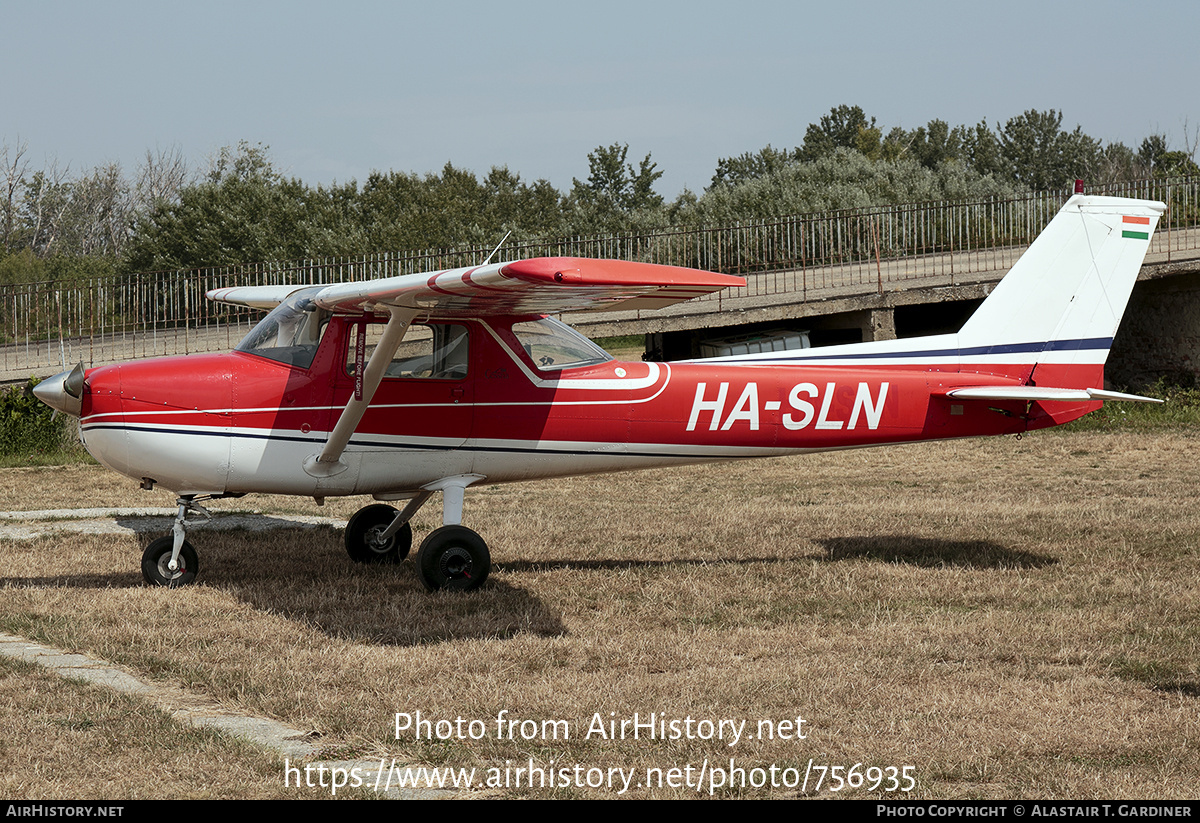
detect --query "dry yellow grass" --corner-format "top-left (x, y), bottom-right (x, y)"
top-left (0, 656), bottom-right (343, 799)
top-left (1, 429), bottom-right (1198, 798)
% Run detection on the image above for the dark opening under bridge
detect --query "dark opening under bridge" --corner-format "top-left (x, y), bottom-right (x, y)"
top-left (3, 178), bottom-right (1199, 387)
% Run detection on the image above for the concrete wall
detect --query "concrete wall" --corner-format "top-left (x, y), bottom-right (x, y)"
top-left (1108, 272), bottom-right (1200, 389)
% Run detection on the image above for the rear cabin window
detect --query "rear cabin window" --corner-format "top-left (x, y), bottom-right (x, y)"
top-left (345, 321), bottom-right (469, 379)
top-left (509, 317), bottom-right (612, 371)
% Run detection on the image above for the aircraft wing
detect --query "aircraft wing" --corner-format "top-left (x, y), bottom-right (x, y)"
top-left (204, 284), bottom-right (301, 310)
top-left (206, 257), bottom-right (745, 316)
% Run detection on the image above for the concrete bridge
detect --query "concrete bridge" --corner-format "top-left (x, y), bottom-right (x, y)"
top-left (569, 225), bottom-right (1200, 387)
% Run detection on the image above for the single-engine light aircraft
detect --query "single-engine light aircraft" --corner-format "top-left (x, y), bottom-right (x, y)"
top-left (34, 194), bottom-right (1166, 591)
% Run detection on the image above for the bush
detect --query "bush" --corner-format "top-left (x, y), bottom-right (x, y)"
top-left (0, 379), bottom-right (86, 464)
top-left (0, 250), bottom-right (119, 286)
top-left (1063, 380), bottom-right (1200, 432)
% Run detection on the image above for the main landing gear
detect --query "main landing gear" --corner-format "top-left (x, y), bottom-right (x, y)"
top-left (344, 504), bottom-right (413, 563)
top-left (343, 474), bottom-right (490, 592)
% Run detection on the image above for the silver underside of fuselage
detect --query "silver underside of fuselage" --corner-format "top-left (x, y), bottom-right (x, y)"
top-left (81, 423), bottom-right (810, 497)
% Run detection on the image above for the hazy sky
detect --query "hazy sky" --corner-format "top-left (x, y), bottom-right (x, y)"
top-left (4, 0), bottom-right (1197, 197)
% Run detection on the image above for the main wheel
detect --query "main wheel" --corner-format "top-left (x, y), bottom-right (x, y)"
top-left (141, 535), bottom-right (198, 587)
top-left (416, 525), bottom-right (490, 592)
top-left (345, 504), bottom-right (412, 564)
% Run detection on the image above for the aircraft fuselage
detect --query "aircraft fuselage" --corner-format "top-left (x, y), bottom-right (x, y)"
top-left (77, 313), bottom-right (1072, 498)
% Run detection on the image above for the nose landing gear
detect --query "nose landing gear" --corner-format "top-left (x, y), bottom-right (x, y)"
top-left (141, 496), bottom-right (210, 587)
top-left (142, 536), bottom-right (198, 587)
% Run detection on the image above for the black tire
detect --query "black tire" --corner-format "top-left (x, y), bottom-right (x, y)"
top-left (345, 504), bottom-right (412, 564)
top-left (141, 535), bottom-right (198, 587)
top-left (416, 525), bottom-right (490, 592)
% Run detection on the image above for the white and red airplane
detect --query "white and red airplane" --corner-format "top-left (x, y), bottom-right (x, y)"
top-left (34, 194), bottom-right (1165, 591)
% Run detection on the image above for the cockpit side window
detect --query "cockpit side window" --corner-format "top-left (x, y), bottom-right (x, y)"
top-left (235, 288), bottom-right (330, 370)
top-left (345, 321), bottom-right (470, 380)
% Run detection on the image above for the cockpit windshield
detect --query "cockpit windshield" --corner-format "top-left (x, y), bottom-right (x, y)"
top-left (235, 287), bottom-right (330, 369)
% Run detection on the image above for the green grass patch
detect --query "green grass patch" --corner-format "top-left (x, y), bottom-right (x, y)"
top-left (0, 448), bottom-right (96, 468)
top-left (1064, 382), bottom-right (1200, 432)
top-left (593, 334), bottom-right (645, 359)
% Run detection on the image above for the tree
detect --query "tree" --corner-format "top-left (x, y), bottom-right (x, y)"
top-left (878, 127), bottom-right (911, 163)
top-left (124, 142), bottom-right (361, 270)
top-left (1137, 133), bottom-right (1200, 178)
top-left (798, 105), bottom-right (876, 162)
top-left (1138, 134), bottom-right (1168, 171)
top-left (359, 163), bottom-right (565, 253)
top-left (20, 164), bottom-right (73, 256)
top-left (710, 145), bottom-right (797, 189)
top-left (135, 147), bottom-right (189, 212)
top-left (1094, 141), bottom-right (1138, 185)
top-left (961, 120), bottom-right (1004, 177)
top-left (572, 143), bottom-right (663, 212)
top-left (2, 139), bottom-right (30, 253)
top-left (998, 110), bottom-right (1101, 190)
top-left (480, 167), bottom-right (564, 239)
top-left (907, 120), bottom-right (965, 169)
top-left (680, 147), bottom-right (1024, 225)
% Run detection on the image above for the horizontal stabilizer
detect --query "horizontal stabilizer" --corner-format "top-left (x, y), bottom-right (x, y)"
top-left (944, 386), bottom-right (1162, 403)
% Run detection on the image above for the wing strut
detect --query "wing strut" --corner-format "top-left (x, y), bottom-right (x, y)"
top-left (304, 308), bottom-right (418, 477)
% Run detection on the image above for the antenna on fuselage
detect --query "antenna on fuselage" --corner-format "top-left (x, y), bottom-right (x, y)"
top-left (481, 230), bottom-right (513, 266)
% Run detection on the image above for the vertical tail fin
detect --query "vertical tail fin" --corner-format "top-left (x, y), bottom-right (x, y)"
top-left (957, 194), bottom-right (1165, 390)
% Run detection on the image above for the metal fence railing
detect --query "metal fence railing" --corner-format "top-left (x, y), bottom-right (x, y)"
top-left (3, 176), bottom-right (1198, 380)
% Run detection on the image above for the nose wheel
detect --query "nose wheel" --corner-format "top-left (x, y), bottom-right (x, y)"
top-left (141, 495), bottom-right (211, 588)
top-left (142, 536), bottom-right (198, 587)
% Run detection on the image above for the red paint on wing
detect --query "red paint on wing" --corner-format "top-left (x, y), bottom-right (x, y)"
top-left (500, 258), bottom-right (744, 289)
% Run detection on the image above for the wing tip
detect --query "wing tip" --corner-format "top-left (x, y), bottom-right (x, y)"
top-left (501, 257), bottom-right (745, 288)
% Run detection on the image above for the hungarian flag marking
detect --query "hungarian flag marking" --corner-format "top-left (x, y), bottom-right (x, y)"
top-left (1122, 215), bottom-right (1150, 240)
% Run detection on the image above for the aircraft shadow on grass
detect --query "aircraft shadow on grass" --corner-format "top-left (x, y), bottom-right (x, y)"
top-left (0, 526), bottom-right (567, 646)
top-left (168, 529), bottom-right (569, 645)
top-left (813, 535), bottom-right (1058, 569)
